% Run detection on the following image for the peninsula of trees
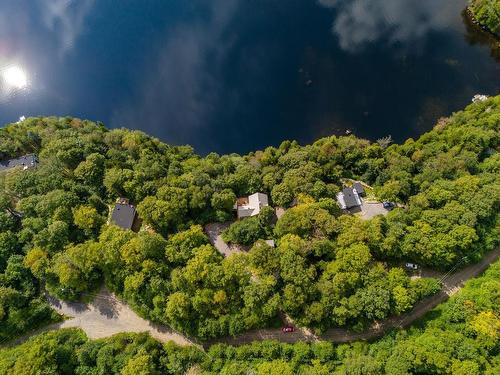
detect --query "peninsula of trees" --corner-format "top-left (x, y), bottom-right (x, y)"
top-left (0, 95), bottom-right (498, 344)
top-left (468, 0), bottom-right (500, 37)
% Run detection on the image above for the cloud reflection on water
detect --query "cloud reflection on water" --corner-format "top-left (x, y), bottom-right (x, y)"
top-left (0, 0), bottom-right (95, 59)
top-left (41, 0), bottom-right (96, 58)
top-left (0, 0), bottom-right (95, 105)
top-left (0, 0), bottom-right (496, 155)
top-left (318, 0), bottom-right (463, 52)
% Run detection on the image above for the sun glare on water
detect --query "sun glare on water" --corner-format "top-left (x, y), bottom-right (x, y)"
top-left (2, 66), bottom-right (28, 89)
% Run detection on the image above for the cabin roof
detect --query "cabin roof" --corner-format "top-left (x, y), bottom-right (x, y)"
top-left (236, 192), bottom-right (269, 218)
top-left (0, 154), bottom-right (38, 171)
top-left (111, 202), bottom-right (137, 230)
top-left (342, 187), bottom-right (360, 208)
top-left (353, 182), bottom-right (365, 194)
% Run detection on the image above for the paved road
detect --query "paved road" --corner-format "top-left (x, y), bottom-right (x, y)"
top-left (1, 288), bottom-right (196, 348)
top-left (4, 248), bottom-right (499, 349)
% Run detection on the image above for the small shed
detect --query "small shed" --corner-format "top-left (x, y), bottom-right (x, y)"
top-left (264, 239), bottom-right (275, 247)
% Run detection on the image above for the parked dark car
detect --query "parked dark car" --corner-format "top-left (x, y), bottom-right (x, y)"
top-left (383, 202), bottom-right (395, 210)
top-left (405, 262), bottom-right (418, 270)
top-left (282, 326), bottom-right (295, 333)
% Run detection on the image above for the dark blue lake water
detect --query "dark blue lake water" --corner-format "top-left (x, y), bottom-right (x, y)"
top-left (0, 0), bottom-right (498, 154)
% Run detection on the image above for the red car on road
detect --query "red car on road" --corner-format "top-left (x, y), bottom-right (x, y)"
top-left (282, 326), bottom-right (295, 333)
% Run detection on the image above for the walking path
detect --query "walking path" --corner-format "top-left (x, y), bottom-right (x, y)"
top-left (4, 248), bottom-right (499, 349)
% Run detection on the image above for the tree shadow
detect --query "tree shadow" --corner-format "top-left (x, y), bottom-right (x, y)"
top-left (347, 206), bottom-right (362, 214)
top-left (90, 292), bottom-right (120, 319)
top-left (45, 292), bottom-right (89, 314)
top-left (148, 321), bottom-right (202, 347)
top-left (65, 300), bottom-right (90, 314)
top-left (461, 9), bottom-right (500, 63)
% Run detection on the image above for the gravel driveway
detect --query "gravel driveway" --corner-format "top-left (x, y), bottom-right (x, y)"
top-left (205, 222), bottom-right (245, 257)
top-left (46, 288), bottom-right (194, 346)
top-left (358, 201), bottom-right (390, 220)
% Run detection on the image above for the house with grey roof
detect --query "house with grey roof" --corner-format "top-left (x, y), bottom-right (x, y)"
top-left (336, 186), bottom-right (362, 210)
top-left (0, 154), bottom-right (38, 172)
top-left (110, 198), bottom-right (138, 231)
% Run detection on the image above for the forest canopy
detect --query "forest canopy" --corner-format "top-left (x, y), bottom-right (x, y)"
top-left (1, 258), bottom-right (498, 375)
top-left (469, 0), bottom-right (500, 36)
top-left (0, 95), bottom-right (498, 341)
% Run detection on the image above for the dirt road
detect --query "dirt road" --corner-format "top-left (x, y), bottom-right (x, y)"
top-left (5, 248), bottom-right (499, 348)
top-left (215, 247), bottom-right (500, 345)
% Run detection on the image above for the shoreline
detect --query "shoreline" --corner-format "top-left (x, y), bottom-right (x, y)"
top-left (464, 6), bottom-right (500, 40)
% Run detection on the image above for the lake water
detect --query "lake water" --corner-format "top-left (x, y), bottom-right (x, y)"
top-left (0, 0), bottom-right (498, 154)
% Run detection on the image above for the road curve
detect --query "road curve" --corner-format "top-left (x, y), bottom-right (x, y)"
top-left (47, 290), bottom-right (196, 346)
top-left (3, 247), bottom-right (499, 349)
top-left (0, 289), bottom-right (197, 349)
